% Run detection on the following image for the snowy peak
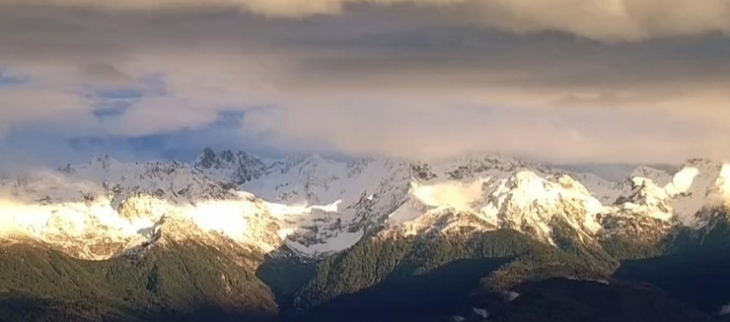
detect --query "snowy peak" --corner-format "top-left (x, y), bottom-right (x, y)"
top-left (385, 169), bottom-right (604, 246)
top-left (242, 156), bottom-right (413, 257)
top-left (476, 171), bottom-right (603, 244)
top-left (598, 177), bottom-right (675, 242)
top-left (3, 150), bottom-right (730, 261)
top-left (630, 165), bottom-right (673, 187)
top-left (614, 177), bottom-right (671, 214)
top-left (194, 148), bottom-right (267, 185)
top-left (0, 156), bottom-right (283, 261)
top-left (158, 151), bottom-right (730, 255)
top-left (596, 159), bottom-right (730, 243)
top-left (425, 153), bottom-right (551, 181)
top-left (195, 150), bottom-right (576, 255)
top-left (665, 159), bottom-right (730, 225)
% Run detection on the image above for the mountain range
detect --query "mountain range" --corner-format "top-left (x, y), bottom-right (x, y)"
top-left (1, 149), bottom-right (730, 321)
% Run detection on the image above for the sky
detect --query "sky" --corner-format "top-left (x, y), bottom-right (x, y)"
top-left (1, 0), bottom-right (730, 170)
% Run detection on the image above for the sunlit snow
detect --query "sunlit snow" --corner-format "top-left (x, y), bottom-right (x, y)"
top-left (2, 151), bottom-right (730, 261)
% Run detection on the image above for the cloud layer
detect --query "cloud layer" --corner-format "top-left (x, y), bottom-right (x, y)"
top-left (4, 0), bottom-right (730, 41)
top-left (0, 3), bottom-right (729, 166)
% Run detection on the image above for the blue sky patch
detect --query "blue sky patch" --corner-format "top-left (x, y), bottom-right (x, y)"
top-left (92, 99), bottom-right (135, 119)
top-left (88, 73), bottom-right (168, 120)
top-left (0, 68), bottom-right (29, 88)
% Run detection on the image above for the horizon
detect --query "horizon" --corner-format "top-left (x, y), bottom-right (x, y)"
top-left (0, 145), bottom-right (683, 182)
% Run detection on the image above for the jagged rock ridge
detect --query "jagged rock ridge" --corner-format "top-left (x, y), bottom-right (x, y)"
top-left (1, 149), bottom-right (729, 261)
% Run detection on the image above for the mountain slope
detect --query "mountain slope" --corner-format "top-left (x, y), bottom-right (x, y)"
top-left (0, 241), bottom-right (278, 322)
top-left (284, 228), bottom-right (614, 314)
top-left (0, 155), bottom-right (283, 262)
top-left (6, 150), bottom-right (729, 262)
top-left (485, 278), bottom-right (714, 322)
top-left (196, 150), bottom-right (626, 257)
top-left (196, 149), bottom-right (730, 261)
top-left (3, 151), bottom-right (730, 271)
top-left (2, 150), bottom-right (730, 321)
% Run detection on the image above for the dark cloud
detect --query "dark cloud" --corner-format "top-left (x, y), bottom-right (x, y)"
top-left (3, 0), bottom-right (730, 41)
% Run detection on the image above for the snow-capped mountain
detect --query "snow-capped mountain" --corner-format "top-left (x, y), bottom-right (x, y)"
top-left (195, 148), bottom-right (268, 185)
top-left (0, 155), bottom-right (282, 263)
top-left (2, 149), bottom-right (729, 261)
top-left (596, 160), bottom-right (730, 244)
top-left (193, 149), bottom-right (729, 253)
top-left (197, 152), bottom-right (413, 256)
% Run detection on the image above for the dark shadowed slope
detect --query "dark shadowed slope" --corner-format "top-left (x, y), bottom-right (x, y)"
top-left (0, 242), bottom-right (278, 322)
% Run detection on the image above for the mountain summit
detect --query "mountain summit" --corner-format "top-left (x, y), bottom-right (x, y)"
top-left (1, 149), bottom-right (728, 260)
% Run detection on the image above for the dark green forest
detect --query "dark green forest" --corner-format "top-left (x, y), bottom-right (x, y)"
top-left (0, 241), bottom-right (277, 322)
top-left (3, 212), bottom-right (730, 322)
